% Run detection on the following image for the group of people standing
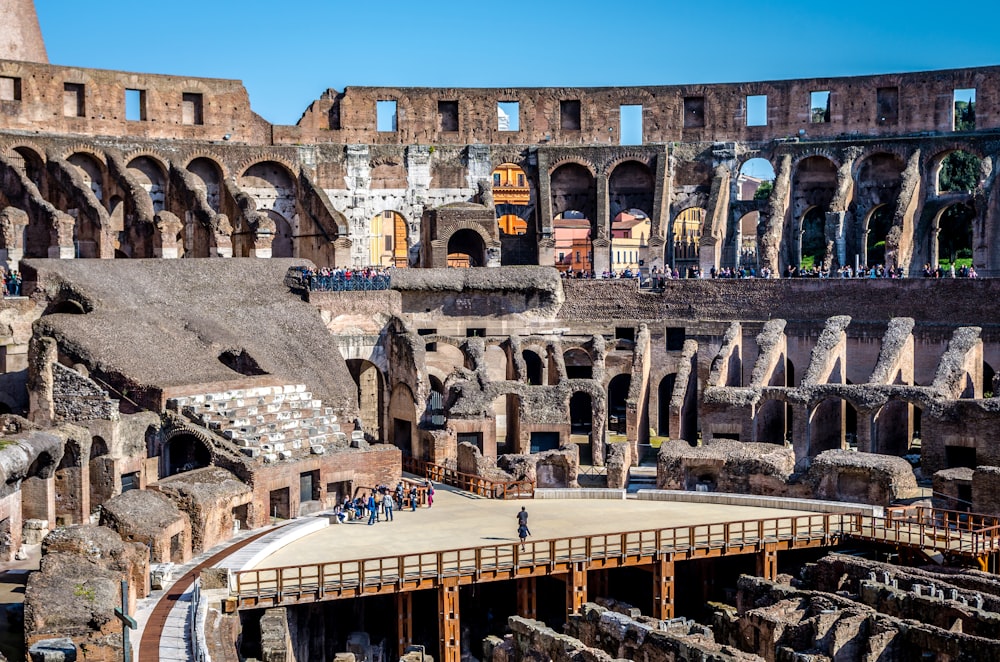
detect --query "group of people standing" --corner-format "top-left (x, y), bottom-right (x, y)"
top-left (2, 270), bottom-right (22, 297)
top-left (333, 480), bottom-right (435, 525)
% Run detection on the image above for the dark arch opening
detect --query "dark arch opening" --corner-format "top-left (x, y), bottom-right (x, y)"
top-left (800, 207), bottom-right (826, 270)
top-left (522, 351), bottom-right (543, 386)
top-left (164, 434), bottom-right (210, 476)
top-left (45, 299), bottom-right (86, 315)
top-left (447, 229), bottom-right (487, 268)
top-left (866, 205), bottom-right (892, 266)
top-left (938, 203), bottom-right (975, 269)
top-left (607, 374), bottom-right (631, 433)
top-left (658, 374), bottom-right (676, 437)
top-left (985, 361), bottom-right (996, 398)
top-left (569, 392), bottom-right (593, 435)
top-left (346, 359), bottom-right (385, 443)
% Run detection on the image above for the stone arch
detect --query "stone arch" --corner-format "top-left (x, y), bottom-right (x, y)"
top-left (54, 437), bottom-right (84, 526)
top-left (550, 162), bottom-right (597, 221)
top-left (389, 382), bottom-right (417, 454)
top-left (873, 399), bottom-right (912, 456)
top-left (266, 209), bottom-right (294, 258)
top-left (446, 227), bottom-right (488, 267)
top-left (88, 435), bottom-right (111, 515)
top-left (522, 349), bottom-right (543, 386)
top-left (67, 151), bottom-right (107, 203)
top-left (932, 149), bottom-right (984, 195)
top-left (864, 204), bottom-right (893, 266)
top-left (370, 210), bottom-right (409, 267)
top-left (607, 373), bottom-right (631, 434)
top-left (186, 156), bottom-right (225, 213)
top-left (5, 143), bottom-right (47, 189)
top-left (163, 432), bottom-right (211, 476)
top-left (609, 160), bottom-right (655, 221)
top-left (670, 206), bottom-right (706, 274)
top-left (346, 358), bottom-right (386, 443)
top-left (127, 155), bottom-right (168, 214)
top-left (808, 398), bottom-right (851, 456)
top-left (934, 202), bottom-right (977, 269)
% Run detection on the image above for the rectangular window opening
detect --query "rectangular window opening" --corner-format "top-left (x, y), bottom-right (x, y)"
top-left (810, 90), bottom-right (831, 123)
top-left (876, 87), bottom-right (899, 125)
top-left (497, 101), bottom-right (520, 132)
top-left (466, 328), bottom-right (486, 338)
top-left (560, 100), bottom-right (581, 130)
top-left (620, 104), bottom-right (643, 145)
top-left (64, 83), bottom-right (85, 117)
top-left (0, 76), bottom-right (21, 102)
top-left (615, 327), bottom-right (636, 342)
top-left (746, 95), bottom-right (767, 127)
top-left (417, 328), bottom-right (436, 336)
top-left (438, 100), bottom-right (458, 132)
top-left (954, 88), bottom-right (976, 131)
top-left (683, 96), bottom-right (705, 128)
top-left (182, 92), bottom-right (204, 125)
top-left (377, 100), bottom-right (397, 132)
top-left (125, 88), bottom-right (146, 121)
top-left (666, 327), bottom-right (686, 352)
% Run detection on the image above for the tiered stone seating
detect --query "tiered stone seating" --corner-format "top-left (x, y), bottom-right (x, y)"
top-left (167, 384), bottom-right (347, 461)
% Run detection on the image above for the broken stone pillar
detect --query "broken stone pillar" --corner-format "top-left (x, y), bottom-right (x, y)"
top-left (211, 214), bottom-right (234, 258)
top-left (49, 212), bottom-right (75, 259)
top-left (826, 211), bottom-right (846, 269)
top-left (27, 336), bottom-right (56, 427)
top-left (253, 226), bottom-right (275, 259)
top-left (0, 206), bottom-right (28, 271)
top-left (153, 211), bottom-right (184, 258)
top-left (259, 608), bottom-right (292, 662)
top-left (605, 441), bottom-right (632, 489)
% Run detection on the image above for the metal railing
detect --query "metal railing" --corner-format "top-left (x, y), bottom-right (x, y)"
top-left (402, 456), bottom-right (534, 499)
top-left (233, 512), bottom-right (855, 603)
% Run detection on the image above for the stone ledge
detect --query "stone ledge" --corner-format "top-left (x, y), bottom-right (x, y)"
top-left (534, 488), bottom-right (626, 500)
top-left (635, 489), bottom-right (883, 517)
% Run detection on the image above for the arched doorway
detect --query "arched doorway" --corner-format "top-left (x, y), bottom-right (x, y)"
top-left (267, 210), bottom-right (294, 258)
top-left (874, 400), bottom-right (911, 456)
top-left (937, 150), bottom-right (982, 194)
top-left (54, 440), bottom-right (83, 526)
top-left (937, 203), bottom-right (975, 270)
top-left (809, 399), bottom-right (848, 456)
top-left (657, 374), bottom-right (676, 437)
top-left (346, 359), bottom-right (385, 442)
top-left (89, 436), bottom-right (111, 515)
top-left (799, 207), bottom-right (826, 270)
top-left (522, 350), bottom-right (543, 386)
top-left (164, 434), bottom-right (210, 476)
top-left (551, 163), bottom-right (597, 271)
top-left (239, 161), bottom-right (297, 257)
top-left (866, 205), bottom-right (892, 266)
top-left (447, 229), bottom-right (487, 267)
top-left (569, 392), bottom-right (594, 464)
top-left (737, 158), bottom-right (776, 201)
top-left (607, 374), bottom-right (631, 434)
top-left (672, 207), bottom-right (705, 276)
top-left (370, 211), bottom-right (408, 267)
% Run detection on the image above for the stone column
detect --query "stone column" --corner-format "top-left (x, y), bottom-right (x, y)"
top-left (0, 207), bottom-right (28, 271)
top-left (153, 211), bottom-right (184, 259)
top-left (49, 212), bottom-right (75, 259)
top-left (594, 174), bottom-right (610, 276)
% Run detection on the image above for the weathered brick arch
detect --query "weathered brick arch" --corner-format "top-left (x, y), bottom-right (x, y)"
top-left (548, 158), bottom-right (598, 178)
top-left (926, 145), bottom-right (989, 194)
top-left (601, 152), bottom-right (657, 177)
top-left (789, 149), bottom-right (843, 173)
top-left (236, 154), bottom-right (299, 180)
top-left (851, 146), bottom-right (911, 180)
top-left (122, 149), bottom-right (171, 176)
top-left (58, 144), bottom-right (108, 166)
top-left (438, 218), bottom-right (500, 247)
top-left (181, 152), bottom-right (231, 180)
top-left (1, 140), bottom-right (46, 163)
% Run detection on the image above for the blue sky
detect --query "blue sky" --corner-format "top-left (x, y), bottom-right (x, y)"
top-left (36, 0), bottom-right (1000, 126)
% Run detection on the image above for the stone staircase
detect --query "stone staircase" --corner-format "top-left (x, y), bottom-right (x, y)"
top-left (626, 466), bottom-right (658, 493)
top-left (167, 384), bottom-right (355, 463)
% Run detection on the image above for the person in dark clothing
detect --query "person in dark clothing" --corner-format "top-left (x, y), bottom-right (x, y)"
top-left (516, 507), bottom-right (531, 549)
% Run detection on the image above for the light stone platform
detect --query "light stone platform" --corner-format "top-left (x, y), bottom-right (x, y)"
top-left (248, 482), bottom-right (829, 571)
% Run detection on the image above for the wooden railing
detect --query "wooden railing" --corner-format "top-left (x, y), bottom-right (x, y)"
top-left (234, 512), bottom-right (855, 604)
top-left (402, 456), bottom-right (534, 499)
top-left (853, 507), bottom-right (1000, 556)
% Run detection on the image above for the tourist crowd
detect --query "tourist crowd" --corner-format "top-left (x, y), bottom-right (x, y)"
top-left (2, 270), bottom-right (22, 297)
top-left (299, 266), bottom-right (393, 291)
top-left (332, 480), bottom-right (434, 525)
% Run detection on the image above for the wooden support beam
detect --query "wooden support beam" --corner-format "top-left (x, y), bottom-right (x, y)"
top-left (438, 577), bottom-right (461, 662)
top-left (653, 555), bottom-right (675, 620)
top-left (517, 577), bottom-right (537, 619)
top-left (566, 562), bottom-right (587, 616)
top-left (756, 544), bottom-right (778, 580)
top-left (396, 592), bottom-right (413, 658)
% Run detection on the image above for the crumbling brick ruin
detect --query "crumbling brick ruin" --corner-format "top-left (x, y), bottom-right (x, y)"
top-left (3, 2), bottom-right (1000, 661)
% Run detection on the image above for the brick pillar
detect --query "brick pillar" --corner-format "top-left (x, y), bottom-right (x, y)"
top-left (396, 592), bottom-right (413, 658)
top-left (438, 577), bottom-right (460, 662)
top-left (516, 577), bottom-right (536, 620)
top-left (653, 555), bottom-right (675, 620)
top-left (565, 562), bottom-right (587, 616)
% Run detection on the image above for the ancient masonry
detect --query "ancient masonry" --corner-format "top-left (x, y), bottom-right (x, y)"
top-left (2, 2), bottom-right (1000, 662)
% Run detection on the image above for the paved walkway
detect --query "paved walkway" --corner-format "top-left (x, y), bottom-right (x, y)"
top-left (249, 483), bottom-right (823, 570)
